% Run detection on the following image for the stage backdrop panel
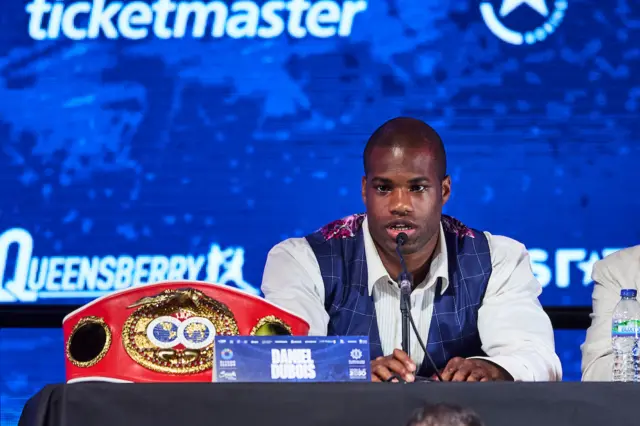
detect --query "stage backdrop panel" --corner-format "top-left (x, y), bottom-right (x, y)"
top-left (0, 0), bottom-right (638, 308)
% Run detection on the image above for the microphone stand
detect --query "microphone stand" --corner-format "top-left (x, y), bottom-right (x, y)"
top-left (396, 242), bottom-right (412, 358)
top-left (388, 233), bottom-right (443, 383)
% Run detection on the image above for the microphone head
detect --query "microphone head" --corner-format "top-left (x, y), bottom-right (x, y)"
top-left (399, 276), bottom-right (412, 294)
top-left (396, 232), bottom-right (408, 246)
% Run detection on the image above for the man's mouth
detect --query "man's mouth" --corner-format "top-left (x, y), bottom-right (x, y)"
top-left (386, 220), bottom-right (418, 233)
top-left (388, 224), bottom-right (414, 231)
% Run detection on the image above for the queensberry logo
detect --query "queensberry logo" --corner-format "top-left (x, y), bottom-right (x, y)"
top-left (0, 227), bottom-right (259, 303)
top-left (25, 0), bottom-right (368, 41)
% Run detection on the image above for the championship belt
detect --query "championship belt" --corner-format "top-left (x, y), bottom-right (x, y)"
top-left (62, 281), bottom-right (309, 383)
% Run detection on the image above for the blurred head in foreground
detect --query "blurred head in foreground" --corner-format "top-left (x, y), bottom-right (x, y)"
top-left (406, 403), bottom-right (485, 426)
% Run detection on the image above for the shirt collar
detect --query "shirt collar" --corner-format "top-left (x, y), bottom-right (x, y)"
top-left (362, 216), bottom-right (449, 296)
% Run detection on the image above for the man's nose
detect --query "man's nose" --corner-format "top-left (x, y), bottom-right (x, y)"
top-left (389, 188), bottom-right (413, 215)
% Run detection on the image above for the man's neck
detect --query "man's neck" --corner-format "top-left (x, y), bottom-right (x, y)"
top-left (376, 234), bottom-right (439, 287)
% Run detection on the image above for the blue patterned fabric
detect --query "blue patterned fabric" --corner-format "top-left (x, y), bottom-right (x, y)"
top-left (305, 214), bottom-right (492, 377)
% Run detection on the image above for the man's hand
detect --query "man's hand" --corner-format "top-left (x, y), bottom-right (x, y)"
top-left (438, 357), bottom-right (514, 382)
top-left (371, 349), bottom-right (416, 382)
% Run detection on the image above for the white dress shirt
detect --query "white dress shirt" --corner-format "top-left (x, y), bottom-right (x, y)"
top-left (261, 217), bottom-right (562, 382)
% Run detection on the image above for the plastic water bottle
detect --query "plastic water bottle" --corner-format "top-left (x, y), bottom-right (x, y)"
top-left (612, 289), bottom-right (640, 382)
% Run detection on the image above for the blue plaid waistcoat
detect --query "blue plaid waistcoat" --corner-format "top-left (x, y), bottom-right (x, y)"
top-left (304, 214), bottom-right (492, 377)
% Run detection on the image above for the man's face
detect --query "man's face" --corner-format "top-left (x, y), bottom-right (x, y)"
top-left (361, 144), bottom-right (451, 255)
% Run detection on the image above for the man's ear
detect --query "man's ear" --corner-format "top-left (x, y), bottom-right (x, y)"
top-left (441, 175), bottom-right (451, 205)
top-left (361, 176), bottom-right (367, 205)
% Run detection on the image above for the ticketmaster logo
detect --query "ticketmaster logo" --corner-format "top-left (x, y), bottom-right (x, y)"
top-left (25, 0), bottom-right (368, 40)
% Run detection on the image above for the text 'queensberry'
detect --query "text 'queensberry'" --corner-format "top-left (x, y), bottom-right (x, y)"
top-left (25, 0), bottom-right (368, 41)
top-left (271, 348), bottom-right (316, 380)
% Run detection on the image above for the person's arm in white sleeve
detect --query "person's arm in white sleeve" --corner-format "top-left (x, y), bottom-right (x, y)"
top-left (260, 238), bottom-right (329, 336)
top-left (469, 233), bottom-right (562, 382)
top-left (581, 246), bottom-right (640, 381)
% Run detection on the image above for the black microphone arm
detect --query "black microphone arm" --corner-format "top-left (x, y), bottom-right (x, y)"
top-left (394, 233), bottom-right (444, 382)
top-left (395, 234), bottom-right (411, 357)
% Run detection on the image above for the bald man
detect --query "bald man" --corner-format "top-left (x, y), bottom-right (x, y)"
top-left (261, 117), bottom-right (561, 382)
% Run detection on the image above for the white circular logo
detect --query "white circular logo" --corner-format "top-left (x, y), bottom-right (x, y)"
top-left (480, 0), bottom-right (567, 45)
top-left (179, 317), bottom-right (216, 350)
top-left (146, 316), bottom-right (182, 349)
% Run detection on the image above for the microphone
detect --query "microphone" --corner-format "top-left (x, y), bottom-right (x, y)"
top-left (393, 233), bottom-right (444, 382)
top-left (395, 233), bottom-right (412, 357)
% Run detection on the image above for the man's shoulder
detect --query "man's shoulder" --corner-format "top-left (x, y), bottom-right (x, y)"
top-left (307, 213), bottom-right (366, 242)
top-left (474, 229), bottom-right (529, 269)
top-left (264, 236), bottom-right (310, 268)
top-left (267, 236), bottom-right (313, 257)
top-left (266, 213), bottom-right (367, 265)
top-left (597, 245), bottom-right (640, 268)
top-left (441, 215), bottom-right (479, 239)
top-left (440, 215), bottom-right (526, 255)
top-left (592, 245), bottom-right (640, 284)
top-left (264, 236), bottom-right (324, 278)
top-left (482, 232), bottom-right (527, 252)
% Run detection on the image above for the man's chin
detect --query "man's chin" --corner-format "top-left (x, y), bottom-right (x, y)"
top-left (372, 230), bottom-right (423, 253)
top-left (398, 243), bottom-right (421, 255)
top-left (385, 238), bottom-right (421, 255)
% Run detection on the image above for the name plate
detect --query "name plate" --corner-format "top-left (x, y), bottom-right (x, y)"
top-left (213, 336), bottom-right (371, 383)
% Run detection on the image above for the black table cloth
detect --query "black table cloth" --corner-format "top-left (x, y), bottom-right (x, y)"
top-left (18, 382), bottom-right (636, 426)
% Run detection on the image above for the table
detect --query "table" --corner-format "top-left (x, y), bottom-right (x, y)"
top-left (18, 382), bottom-right (637, 426)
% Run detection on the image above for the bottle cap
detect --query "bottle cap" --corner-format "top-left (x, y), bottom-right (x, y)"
top-left (621, 289), bottom-right (637, 298)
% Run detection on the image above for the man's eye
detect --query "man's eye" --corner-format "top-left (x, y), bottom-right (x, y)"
top-left (375, 185), bottom-right (391, 193)
top-left (411, 185), bottom-right (426, 192)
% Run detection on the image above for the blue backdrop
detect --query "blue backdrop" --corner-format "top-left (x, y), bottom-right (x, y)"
top-left (0, 0), bottom-right (638, 423)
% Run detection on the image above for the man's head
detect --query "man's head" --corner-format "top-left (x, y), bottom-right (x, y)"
top-left (406, 403), bottom-right (484, 426)
top-left (361, 117), bottom-right (451, 257)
